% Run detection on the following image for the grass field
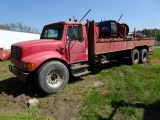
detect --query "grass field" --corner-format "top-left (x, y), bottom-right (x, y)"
top-left (155, 41), bottom-right (160, 46)
top-left (0, 49), bottom-right (160, 120)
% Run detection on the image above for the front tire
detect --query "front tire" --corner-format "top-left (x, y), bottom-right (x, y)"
top-left (35, 61), bottom-right (69, 94)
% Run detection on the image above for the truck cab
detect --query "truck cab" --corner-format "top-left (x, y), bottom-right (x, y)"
top-left (9, 21), bottom-right (89, 94)
top-left (41, 22), bottom-right (88, 63)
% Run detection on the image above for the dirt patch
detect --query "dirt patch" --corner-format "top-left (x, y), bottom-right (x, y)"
top-left (0, 75), bottom-right (85, 119)
top-left (0, 69), bottom-right (9, 73)
top-left (13, 94), bottom-right (31, 104)
top-left (40, 93), bottom-right (83, 120)
top-left (0, 77), bottom-right (39, 113)
top-left (95, 79), bottom-right (110, 95)
top-left (140, 63), bottom-right (151, 67)
top-left (149, 59), bottom-right (160, 65)
top-left (0, 92), bottom-right (31, 113)
top-left (112, 112), bottom-right (124, 120)
top-left (93, 81), bottom-right (103, 87)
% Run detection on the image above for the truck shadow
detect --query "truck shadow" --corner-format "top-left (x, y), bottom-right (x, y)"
top-left (98, 100), bottom-right (160, 120)
top-left (69, 60), bottom-right (130, 84)
top-left (0, 61), bottom-right (132, 97)
top-left (0, 77), bottom-right (45, 98)
top-left (90, 60), bottom-right (125, 75)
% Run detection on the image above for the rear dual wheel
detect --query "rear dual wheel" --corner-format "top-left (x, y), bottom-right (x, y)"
top-left (131, 49), bottom-right (140, 64)
top-left (131, 48), bottom-right (148, 64)
top-left (140, 49), bottom-right (148, 63)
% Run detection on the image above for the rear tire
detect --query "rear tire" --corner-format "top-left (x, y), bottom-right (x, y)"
top-left (35, 61), bottom-right (69, 94)
top-left (140, 49), bottom-right (148, 63)
top-left (131, 49), bottom-right (140, 64)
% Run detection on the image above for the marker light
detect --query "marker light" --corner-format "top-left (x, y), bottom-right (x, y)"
top-left (21, 62), bottom-right (35, 70)
top-left (59, 45), bottom-right (64, 51)
top-left (26, 63), bottom-right (35, 70)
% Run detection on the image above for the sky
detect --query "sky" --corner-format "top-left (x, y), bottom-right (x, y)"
top-left (0, 0), bottom-right (159, 32)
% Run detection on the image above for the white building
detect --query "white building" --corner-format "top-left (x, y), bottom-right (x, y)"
top-left (0, 30), bottom-right (40, 49)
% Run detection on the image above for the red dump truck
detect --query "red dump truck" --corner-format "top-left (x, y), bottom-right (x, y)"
top-left (9, 19), bottom-right (155, 94)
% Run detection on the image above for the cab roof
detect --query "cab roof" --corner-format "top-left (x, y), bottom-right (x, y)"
top-left (44, 21), bottom-right (84, 27)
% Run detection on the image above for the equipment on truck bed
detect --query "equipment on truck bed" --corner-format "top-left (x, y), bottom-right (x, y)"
top-left (96, 20), bottom-right (129, 38)
top-left (97, 20), bottom-right (117, 37)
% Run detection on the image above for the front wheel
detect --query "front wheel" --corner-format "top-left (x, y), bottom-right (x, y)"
top-left (35, 61), bottom-right (69, 94)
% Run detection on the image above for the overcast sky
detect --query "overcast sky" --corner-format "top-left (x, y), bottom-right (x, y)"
top-left (0, 0), bottom-right (159, 32)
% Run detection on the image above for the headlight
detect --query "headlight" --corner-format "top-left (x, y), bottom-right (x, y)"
top-left (21, 62), bottom-right (27, 68)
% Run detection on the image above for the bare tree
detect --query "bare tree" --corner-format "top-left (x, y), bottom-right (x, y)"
top-left (0, 22), bottom-right (40, 34)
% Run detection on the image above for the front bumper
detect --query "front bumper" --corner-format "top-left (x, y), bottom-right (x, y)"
top-left (9, 64), bottom-right (29, 83)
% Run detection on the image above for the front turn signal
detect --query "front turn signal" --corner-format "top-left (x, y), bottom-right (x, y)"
top-left (26, 63), bottom-right (35, 70)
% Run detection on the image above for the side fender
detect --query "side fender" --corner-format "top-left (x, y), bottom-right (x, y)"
top-left (22, 51), bottom-right (68, 71)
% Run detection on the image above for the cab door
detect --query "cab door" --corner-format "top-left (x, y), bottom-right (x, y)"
top-left (65, 25), bottom-right (87, 63)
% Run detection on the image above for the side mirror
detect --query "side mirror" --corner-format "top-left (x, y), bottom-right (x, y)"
top-left (78, 24), bottom-right (84, 42)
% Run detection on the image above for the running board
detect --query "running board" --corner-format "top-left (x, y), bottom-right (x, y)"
top-left (71, 64), bottom-right (89, 70)
top-left (73, 71), bottom-right (91, 77)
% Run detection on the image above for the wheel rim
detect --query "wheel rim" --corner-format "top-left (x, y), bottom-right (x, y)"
top-left (46, 69), bottom-right (63, 88)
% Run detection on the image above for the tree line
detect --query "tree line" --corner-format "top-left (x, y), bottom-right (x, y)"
top-left (0, 22), bottom-right (40, 34)
top-left (137, 29), bottom-right (160, 41)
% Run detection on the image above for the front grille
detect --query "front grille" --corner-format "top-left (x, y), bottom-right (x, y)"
top-left (11, 46), bottom-right (21, 61)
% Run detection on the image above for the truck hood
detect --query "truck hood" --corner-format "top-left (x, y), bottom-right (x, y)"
top-left (12, 39), bottom-right (61, 59)
top-left (13, 39), bottom-right (59, 47)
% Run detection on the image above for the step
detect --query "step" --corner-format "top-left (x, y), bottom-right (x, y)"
top-left (71, 64), bottom-right (89, 70)
top-left (73, 71), bottom-right (91, 77)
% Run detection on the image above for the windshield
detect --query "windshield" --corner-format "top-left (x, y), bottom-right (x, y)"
top-left (40, 24), bottom-right (64, 40)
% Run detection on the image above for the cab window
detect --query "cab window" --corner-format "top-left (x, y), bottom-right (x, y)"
top-left (66, 26), bottom-right (78, 40)
top-left (41, 25), bottom-right (63, 40)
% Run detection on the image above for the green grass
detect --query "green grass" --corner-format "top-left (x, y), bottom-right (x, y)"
top-left (150, 48), bottom-right (160, 59)
top-left (0, 49), bottom-right (160, 119)
top-left (0, 60), bottom-right (12, 80)
top-left (155, 41), bottom-right (160, 46)
top-left (0, 112), bottom-right (51, 120)
top-left (79, 48), bottom-right (160, 120)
